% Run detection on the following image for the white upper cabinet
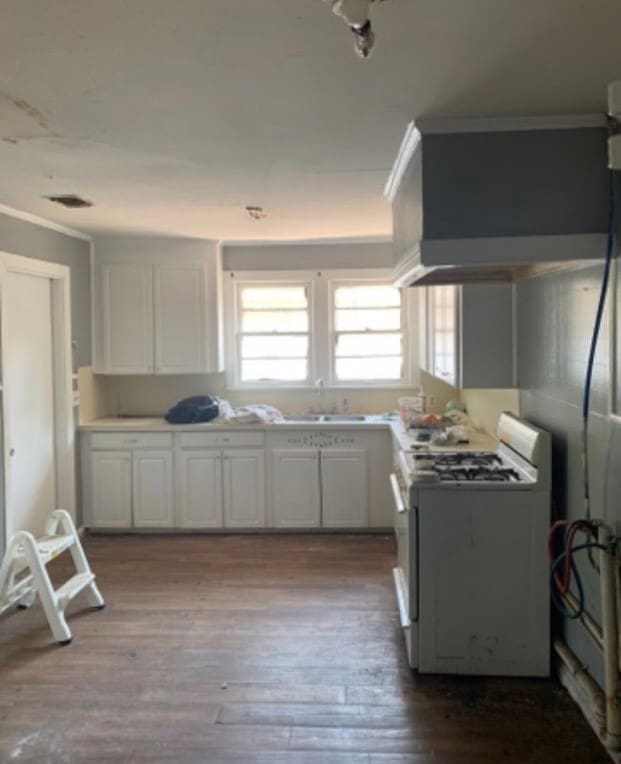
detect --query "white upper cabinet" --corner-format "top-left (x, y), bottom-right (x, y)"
top-left (421, 283), bottom-right (516, 389)
top-left (154, 264), bottom-right (208, 374)
top-left (93, 237), bottom-right (223, 375)
top-left (102, 263), bottom-right (154, 374)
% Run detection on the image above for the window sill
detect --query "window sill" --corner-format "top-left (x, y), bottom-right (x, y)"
top-left (225, 383), bottom-right (416, 393)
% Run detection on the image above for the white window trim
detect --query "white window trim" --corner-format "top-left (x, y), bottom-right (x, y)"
top-left (224, 268), bottom-right (420, 391)
top-left (224, 271), bottom-right (315, 390)
top-left (327, 276), bottom-right (409, 388)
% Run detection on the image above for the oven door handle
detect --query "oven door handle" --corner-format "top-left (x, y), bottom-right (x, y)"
top-left (390, 473), bottom-right (407, 514)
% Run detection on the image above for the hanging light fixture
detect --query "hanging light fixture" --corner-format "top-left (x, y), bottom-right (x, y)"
top-left (327, 0), bottom-right (386, 58)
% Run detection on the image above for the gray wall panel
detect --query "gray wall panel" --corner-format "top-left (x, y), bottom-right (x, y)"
top-left (0, 212), bottom-right (91, 367)
top-left (223, 241), bottom-right (392, 272)
top-left (423, 128), bottom-right (609, 240)
top-left (518, 258), bottom-right (621, 690)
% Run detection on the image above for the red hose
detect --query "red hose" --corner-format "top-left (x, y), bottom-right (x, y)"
top-left (548, 520), bottom-right (591, 595)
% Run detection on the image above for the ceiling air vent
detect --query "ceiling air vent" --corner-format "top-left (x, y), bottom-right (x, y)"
top-left (45, 194), bottom-right (93, 209)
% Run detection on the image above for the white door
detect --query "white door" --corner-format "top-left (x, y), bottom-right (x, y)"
top-left (321, 449), bottom-right (368, 528)
top-left (154, 264), bottom-right (207, 374)
top-left (91, 451), bottom-right (132, 528)
top-left (176, 449), bottom-right (223, 528)
top-left (271, 449), bottom-right (320, 528)
top-left (223, 449), bottom-right (266, 528)
top-left (4, 271), bottom-right (57, 538)
top-left (133, 450), bottom-right (174, 527)
top-left (102, 263), bottom-right (153, 373)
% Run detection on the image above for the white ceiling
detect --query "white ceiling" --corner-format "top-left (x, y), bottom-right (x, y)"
top-left (0, 0), bottom-right (620, 242)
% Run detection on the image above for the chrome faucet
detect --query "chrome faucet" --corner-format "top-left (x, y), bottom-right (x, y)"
top-left (314, 378), bottom-right (326, 413)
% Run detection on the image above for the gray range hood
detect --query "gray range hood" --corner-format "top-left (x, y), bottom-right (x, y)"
top-left (385, 115), bottom-right (610, 287)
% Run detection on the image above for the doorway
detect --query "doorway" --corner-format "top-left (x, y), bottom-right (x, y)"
top-left (0, 253), bottom-right (75, 553)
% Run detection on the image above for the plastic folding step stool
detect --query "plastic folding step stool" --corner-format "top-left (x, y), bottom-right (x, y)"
top-left (0, 509), bottom-right (105, 645)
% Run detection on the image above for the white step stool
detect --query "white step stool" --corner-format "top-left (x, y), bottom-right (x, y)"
top-left (0, 509), bottom-right (104, 645)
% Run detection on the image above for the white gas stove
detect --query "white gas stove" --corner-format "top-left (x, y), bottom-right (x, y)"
top-left (398, 412), bottom-right (549, 490)
top-left (391, 412), bottom-right (551, 677)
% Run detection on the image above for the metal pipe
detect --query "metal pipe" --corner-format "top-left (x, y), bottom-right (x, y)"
top-left (598, 524), bottom-right (621, 748)
top-left (561, 590), bottom-right (604, 651)
top-left (554, 638), bottom-right (606, 735)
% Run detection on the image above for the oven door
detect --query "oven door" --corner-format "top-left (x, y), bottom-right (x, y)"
top-left (391, 471), bottom-right (410, 584)
top-left (390, 467), bottom-right (418, 668)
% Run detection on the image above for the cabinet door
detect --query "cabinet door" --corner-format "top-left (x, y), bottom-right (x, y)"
top-left (271, 449), bottom-right (320, 528)
top-left (321, 449), bottom-right (368, 528)
top-left (154, 264), bottom-right (208, 374)
top-left (91, 451), bottom-right (132, 528)
top-left (176, 450), bottom-right (223, 528)
top-left (222, 450), bottom-right (266, 528)
top-left (132, 450), bottom-right (174, 528)
top-left (101, 263), bottom-right (153, 373)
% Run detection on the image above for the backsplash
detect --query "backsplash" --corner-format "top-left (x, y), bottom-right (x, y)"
top-left (91, 369), bottom-right (461, 420)
top-left (82, 368), bottom-right (514, 434)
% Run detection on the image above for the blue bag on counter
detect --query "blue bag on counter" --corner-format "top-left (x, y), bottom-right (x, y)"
top-left (165, 395), bottom-right (219, 424)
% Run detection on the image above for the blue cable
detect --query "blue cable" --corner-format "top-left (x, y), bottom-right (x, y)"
top-left (582, 170), bottom-right (616, 522)
top-left (550, 542), bottom-right (607, 619)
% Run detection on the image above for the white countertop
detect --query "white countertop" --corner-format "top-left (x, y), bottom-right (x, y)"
top-left (79, 415), bottom-right (395, 432)
top-left (389, 420), bottom-right (498, 453)
top-left (79, 415), bottom-right (497, 451)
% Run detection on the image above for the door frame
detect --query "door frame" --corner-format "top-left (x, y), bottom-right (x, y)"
top-left (0, 252), bottom-right (75, 553)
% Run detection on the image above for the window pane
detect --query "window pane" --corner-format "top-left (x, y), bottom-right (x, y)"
top-left (241, 359), bottom-right (307, 382)
top-left (336, 333), bottom-right (401, 357)
top-left (241, 286), bottom-right (308, 310)
top-left (335, 285), bottom-right (401, 308)
top-left (241, 310), bottom-right (309, 333)
top-left (241, 335), bottom-right (308, 359)
top-left (335, 357), bottom-right (403, 381)
top-left (335, 308), bottom-right (401, 331)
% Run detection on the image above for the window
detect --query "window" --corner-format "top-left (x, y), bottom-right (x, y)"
top-left (331, 283), bottom-right (405, 383)
top-left (235, 282), bottom-right (311, 384)
top-left (226, 270), bottom-right (415, 389)
top-left (429, 285), bottom-right (457, 384)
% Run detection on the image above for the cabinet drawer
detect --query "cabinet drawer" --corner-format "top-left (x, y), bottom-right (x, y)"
top-left (90, 432), bottom-right (173, 450)
top-left (177, 431), bottom-right (265, 449)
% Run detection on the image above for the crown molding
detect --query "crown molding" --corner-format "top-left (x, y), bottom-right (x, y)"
top-left (0, 202), bottom-right (92, 242)
top-left (384, 122), bottom-right (421, 202)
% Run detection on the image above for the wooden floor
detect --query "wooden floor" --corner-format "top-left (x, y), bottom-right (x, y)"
top-left (0, 534), bottom-right (609, 763)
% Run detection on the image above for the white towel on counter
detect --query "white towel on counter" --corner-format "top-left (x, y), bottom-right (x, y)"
top-left (215, 399), bottom-right (285, 424)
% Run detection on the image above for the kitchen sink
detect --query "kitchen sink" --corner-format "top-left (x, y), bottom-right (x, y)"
top-left (283, 414), bottom-right (323, 422)
top-left (283, 414), bottom-right (367, 423)
top-left (321, 415), bottom-right (367, 422)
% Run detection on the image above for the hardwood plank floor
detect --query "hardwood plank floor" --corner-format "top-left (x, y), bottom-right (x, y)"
top-left (0, 534), bottom-right (610, 763)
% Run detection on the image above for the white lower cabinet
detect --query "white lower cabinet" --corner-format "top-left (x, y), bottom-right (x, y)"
top-left (271, 449), bottom-right (321, 528)
top-left (90, 451), bottom-right (133, 528)
top-left (176, 450), bottom-right (223, 528)
top-left (132, 450), bottom-right (174, 528)
top-left (223, 450), bottom-right (266, 528)
top-left (84, 427), bottom-right (390, 530)
top-left (176, 447), bottom-right (266, 529)
top-left (321, 449), bottom-right (368, 528)
top-left (90, 448), bottom-right (173, 528)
